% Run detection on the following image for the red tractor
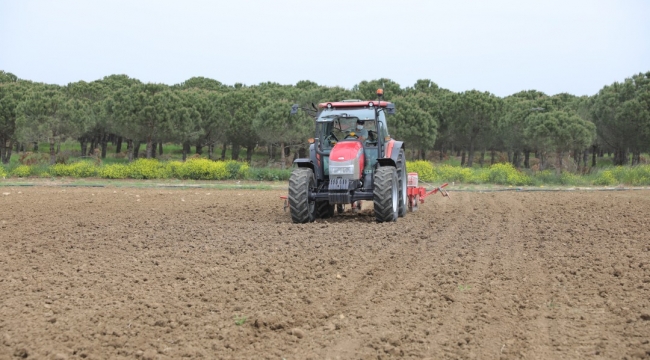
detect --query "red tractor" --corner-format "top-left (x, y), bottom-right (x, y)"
top-left (288, 90), bottom-right (407, 223)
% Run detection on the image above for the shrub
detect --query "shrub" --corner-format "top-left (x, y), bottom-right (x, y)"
top-left (0, 166), bottom-right (6, 179)
top-left (98, 163), bottom-right (130, 179)
top-left (237, 163), bottom-right (251, 179)
top-left (224, 160), bottom-right (244, 179)
top-left (12, 165), bottom-right (32, 177)
top-left (486, 163), bottom-right (532, 185)
top-left (127, 159), bottom-right (167, 179)
top-left (249, 167), bottom-right (291, 181)
top-left (406, 161), bottom-right (435, 182)
top-left (558, 171), bottom-right (584, 186)
top-left (627, 165), bottom-right (650, 185)
top-left (175, 159), bottom-right (229, 180)
top-left (593, 170), bottom-right (618, 186)
top-left (50, 161), bottom-right (97, 177)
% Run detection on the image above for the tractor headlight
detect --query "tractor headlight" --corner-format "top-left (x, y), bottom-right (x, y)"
top-left (329, 165), bottom-right (354, 175)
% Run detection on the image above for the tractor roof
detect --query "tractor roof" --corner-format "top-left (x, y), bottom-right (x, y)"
top-left (318, 100), bottom-right (392, 109)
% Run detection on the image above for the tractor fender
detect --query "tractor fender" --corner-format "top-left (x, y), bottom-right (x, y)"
top-left (293, 158), bottom-right (314, 171)
top-left (294, 144), bottom-right (323, 181)
top-left (386, 140), bottom-right (405, 162)
top-left (377, 140), bottom-right (405, 167)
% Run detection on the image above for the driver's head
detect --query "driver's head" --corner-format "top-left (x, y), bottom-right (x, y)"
top-left (356, 120), bottom-right (364, 130)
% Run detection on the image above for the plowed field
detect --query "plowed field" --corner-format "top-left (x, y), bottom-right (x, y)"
top-left (1, 187), bottom-right (649, 359)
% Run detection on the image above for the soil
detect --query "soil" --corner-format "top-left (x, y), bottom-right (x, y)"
top-left (0, 187), bottom-right (649, 359)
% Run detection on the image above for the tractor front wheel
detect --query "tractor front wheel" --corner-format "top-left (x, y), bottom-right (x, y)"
top-left (373, 166), bottom-right (399, 222)
top-left (288, 168), bottom-right (316, 223)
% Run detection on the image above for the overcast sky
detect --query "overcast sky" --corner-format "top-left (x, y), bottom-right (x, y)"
top-left (1, 0), bottom-right (648, 97)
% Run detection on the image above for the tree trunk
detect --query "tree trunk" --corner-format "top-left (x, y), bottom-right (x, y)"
top-left (246, 144), bottom-right (255, 162)
top-left (460, 150), bottom-right (466, 167)
top-left (231, 143), bottom-right (240, 161)
top-left (592, 146), bottom-right (597, 167)
top-left (208, 144), bottom-right (214, 160)
top-left (280, 142), bottom-right (286, 170)
top-left (512, 151), bottom-right (521, 168)
top-left (479, 150), bottom-right (485, 167)
top-left (56, 142), bottom-right (60, 155)
top-left (221, 142), bottom-right (227, 160)
top-left (101, 135), bottom-right (108, 159)
top-left (145, 137), bottom-right (153, 159)
top-left (133, 141), bottom-right (141, 159)
top-left (524, 150), bottom-right (530, 169)
top-left (196, 142), bottom-right (203, 155)
top-left (115, 136), bottom-right (123, 154)
top-left (182, 141), bottom-right (190, 161)
top-left (158, 142), bottom-right (163, 156)
top-left (0, 136), bottom-right (5, 164)
top-left (614, 148), bottom-right (628, 166)
top-left (490, 150), bottom-right (496, 165)
top-left (631, 151), bottom-right (640, 166)
top-left (150, 142), bottom-right (156, 159)
top-left (80, 137), bottom-right (88, 157)
top-left (557, 150), bottom-right (563, 174)
top-left (439, 145), bottom-right (444, 161)
top-left (507, 151), bottom-right (512, 164)
top-left (127, 139), bottom-right (134, 161)
top-left (49, 136), bottom-right (56, 165)
top-left (4, 139), bottom-right (13, 164)
top-left (420, 149), bottom-right (426, 160)
top-left (467, 144), bottom-right (475, 167)
top-left (33, 142), bottom-right (38, 152)
top-left (540, 152), bottom-right (546, 170)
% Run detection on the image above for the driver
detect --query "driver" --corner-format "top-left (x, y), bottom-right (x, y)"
top-left (350, 120), bottom-right (368, 141)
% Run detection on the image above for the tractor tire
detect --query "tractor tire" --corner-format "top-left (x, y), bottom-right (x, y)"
top-left (316, 201), bottom-right (335, 218)
top-left (373, 166), bottom-right (399, 223)
top-left (396, 149), bottom-right (407, 217)
top-left (288, 168), bottom-right (316, 223)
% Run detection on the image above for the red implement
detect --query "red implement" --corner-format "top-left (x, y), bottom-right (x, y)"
top-left (406, 173), bottom-right (449, 211)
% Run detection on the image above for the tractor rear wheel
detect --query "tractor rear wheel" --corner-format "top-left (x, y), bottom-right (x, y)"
top-left (373, 166), bottom-right (399, 222)
top-left (397, 149), bottom-right (407, 217)
top-left (288, 168), bottom-right (316, 223)
top-left (316, 201), bottom-right (335, 218)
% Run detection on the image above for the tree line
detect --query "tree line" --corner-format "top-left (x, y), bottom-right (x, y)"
top-left (1, 70), bottom-right (648, 169)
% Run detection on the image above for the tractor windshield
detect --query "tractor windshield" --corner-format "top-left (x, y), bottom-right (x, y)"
top-left (317, 115), bottom-right (377, 150)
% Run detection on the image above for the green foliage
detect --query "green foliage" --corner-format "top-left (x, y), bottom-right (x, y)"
top-left (0, 165), bottom-right (6, 178)
top-left (50, 161), bottom-right (98, 177)
top-left (596, 165), bottom-right (650, 186)
top-left (11, 165), bottom-right (31, 177)
top-left (485, 163), bottom-right (532, 185)
top-left (405, 160), bottom-right (435, 181)
top-left (174, 159), bottom-right (230, 180)
top-left (126, 159), bottom-right (168, 179)
top-left (593, 170), bottom-right (617, 186)
top-left (407, 161), bottom-right (531, 185)
top-left (98, 163), bottom-right (130, 179)
top-left (249, 167), bottom-right (291, 181)
top-left (234, 315), bottom-right (247, 326)
top-left (224, 160), bottom-right (249, 179)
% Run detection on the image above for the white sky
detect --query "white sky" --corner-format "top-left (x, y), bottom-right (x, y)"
top-left (1, 0), bottom-right (648, 97)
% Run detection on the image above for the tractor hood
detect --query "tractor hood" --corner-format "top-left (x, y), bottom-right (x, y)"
top-left (328, 140), bottom-right (365, 180)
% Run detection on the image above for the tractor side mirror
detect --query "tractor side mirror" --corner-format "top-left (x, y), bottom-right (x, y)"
top-left (290, 104), bottom-right (299, 115)
top-left (386, 103), bottom-right (396, 115)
